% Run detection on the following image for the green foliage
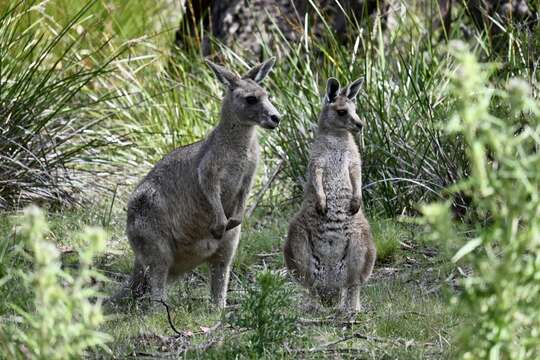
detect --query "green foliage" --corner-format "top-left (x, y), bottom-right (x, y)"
top-left (233, 214), bottom-right (289, 272)
top-left (0, 206), bottom-right (111, 358)
top-left (0, 1), bottom-right (120, 209)
top-left (230, 270), bottom-right (298, 357)
top-left (40, 0), bottom-right (181, 45)
top-left (421, 42), bottom-right (540, 358)
top-left (0, 214), bottom-right (26, 313)
top-left (371, 219), bottom-right (410, 263)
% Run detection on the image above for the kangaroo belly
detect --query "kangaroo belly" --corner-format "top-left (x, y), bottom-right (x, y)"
top-left (308, 228), bottom-right (348, 287)
top-left (309, 213), bottom-right (365, 287)
top-left (169, 237), bottom-right (221, 277)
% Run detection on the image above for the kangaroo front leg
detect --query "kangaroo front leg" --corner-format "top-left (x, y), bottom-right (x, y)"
top-left (349, 162), bottom-right (362, 215)
top-left (226, 172), bottom-right (255, 231)
top-left (313, 166), bottom-right (326, 214)
top-left (225, 193), bottom-right (245, 231)
top-left (198, 163), bottom-right (227, 239)
top-left (209, 226), bottom-right (241, 308)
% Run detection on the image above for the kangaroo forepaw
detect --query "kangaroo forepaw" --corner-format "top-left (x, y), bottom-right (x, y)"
top-left (349, 197), bottom-right (361, 215)
top-left (225, 218), bottom-right (242, 231)
top-left (316, 199), bottom-right (327, 215)
top-left (210, 221), bottom-right (227, 239)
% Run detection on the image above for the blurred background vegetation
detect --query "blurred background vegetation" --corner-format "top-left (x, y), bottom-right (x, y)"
top-left (0, 0), bottom-right (539, 358)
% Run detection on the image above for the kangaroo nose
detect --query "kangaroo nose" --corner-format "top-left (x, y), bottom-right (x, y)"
top-left (270, 114), bottom-right (280, 124)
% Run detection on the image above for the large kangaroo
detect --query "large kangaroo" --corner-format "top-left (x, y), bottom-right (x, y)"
top-left (284, 77), bottom-right (375, 313)
top-left (123, 57), bottom-right (280, 308)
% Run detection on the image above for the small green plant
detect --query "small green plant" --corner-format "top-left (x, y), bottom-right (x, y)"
top-left (421, 42), bottom-right (540, 358)
top-left (371, 220), bottom-right (408, 263)
top-left (0, 206), bottom-right (111, 358)
top-left (231, 270), bottom-right (298, 357)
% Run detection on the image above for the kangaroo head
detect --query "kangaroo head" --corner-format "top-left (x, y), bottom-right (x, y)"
top-left (205, 57), bottom-right (281, 129)
top-left (320, 77), bottom-right (364, 133)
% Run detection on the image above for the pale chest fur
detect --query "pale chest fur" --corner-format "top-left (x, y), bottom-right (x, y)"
top-left (321, 149), bottom-right (353, 199)
top-left (313, 136), bottom-right (360, 213)
top-left (305, 136), bottom-right (362, 265)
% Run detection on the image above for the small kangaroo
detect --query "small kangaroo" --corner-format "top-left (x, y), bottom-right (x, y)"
top-left (284, 77), bottom-right (376, 313)
top-left (121, 57), bottom-right (280, 309)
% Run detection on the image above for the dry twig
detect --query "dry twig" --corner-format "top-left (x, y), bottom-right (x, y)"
top-left (246, 159), bottom-right (284, 217)
top-left (154, 299), bottom-right (183, 337)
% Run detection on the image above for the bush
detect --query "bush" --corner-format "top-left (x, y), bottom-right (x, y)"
top-left (0, 206), bottom-right (110, 358)
top-left (421, 42), bottom-right (540, 358)
top-left (371, 219), bottom-right (409, 263)
top-left (230, 270), bottom-right (298, 357)
top-left (0, 1), bottom-right (119, 209)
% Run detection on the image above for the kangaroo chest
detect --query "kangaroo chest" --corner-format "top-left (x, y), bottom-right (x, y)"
top-left (220, 160), bottom-right (253, 192)
top-left (219, 148), bottom-right (259, 211)
top-left (322, 151), bottom-right (352, 195)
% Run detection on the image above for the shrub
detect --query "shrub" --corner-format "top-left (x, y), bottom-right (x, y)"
top-left (230, 270), bottom-right (298, 357)
top-left (421, 42), bottom-right (540, 358)
top-left (0, 206), bottom-right (110, 358)
top-left (0, 1), bottom-right (119, 209)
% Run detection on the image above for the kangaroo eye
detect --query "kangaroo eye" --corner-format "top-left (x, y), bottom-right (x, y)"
top-left (245, 96), bottom-right (258, 104)
top-left (337, 110), bottom-right (347, 116)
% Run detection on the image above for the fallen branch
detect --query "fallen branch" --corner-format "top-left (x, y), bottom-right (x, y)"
top-left (309, 332), bottom-right (430, 352)
top-left (255, 252), bottom-right (280, 258)
top-left (298, 318), bottom-right (364, 326)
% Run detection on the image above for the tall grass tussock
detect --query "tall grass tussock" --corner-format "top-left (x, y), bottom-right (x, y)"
top-left (0, 1), bottom-right (123, 209)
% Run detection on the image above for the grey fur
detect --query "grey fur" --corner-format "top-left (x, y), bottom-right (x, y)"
top-left (120, 57), bottom-right (280, 309)
top-left (284, 77), bottom-right (376, 313)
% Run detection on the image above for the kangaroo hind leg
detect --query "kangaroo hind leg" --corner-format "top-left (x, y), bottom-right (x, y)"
top-left (208, 226), bottom-right (241, 309)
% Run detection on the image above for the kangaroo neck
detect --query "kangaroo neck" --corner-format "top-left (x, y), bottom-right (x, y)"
top-left (316, 128), bottom-right (353, 145)
top-left (213, 106), bottom-right (257, 150)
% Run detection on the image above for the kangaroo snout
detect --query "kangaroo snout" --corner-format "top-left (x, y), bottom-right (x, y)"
top-left (270, 114), bottom-right (281, 125)
top-left (261, 112), bottom-right (281, 129)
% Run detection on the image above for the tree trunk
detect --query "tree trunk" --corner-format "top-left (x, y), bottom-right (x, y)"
top-left (174, 0), bottom-right (388, 57)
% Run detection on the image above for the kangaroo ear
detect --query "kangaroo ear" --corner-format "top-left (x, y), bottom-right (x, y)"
top-left (325, 77), bottom-right (340, 104)
top-left (205, 59), bottom-right (239, 89)
top-left (344, 77), bottom-right (364, 100)
top-left (243, 57), bottom-right (276, 83)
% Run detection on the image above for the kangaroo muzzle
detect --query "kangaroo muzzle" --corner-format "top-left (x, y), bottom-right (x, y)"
top-left (260, 100), bottom-right (281, 129)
